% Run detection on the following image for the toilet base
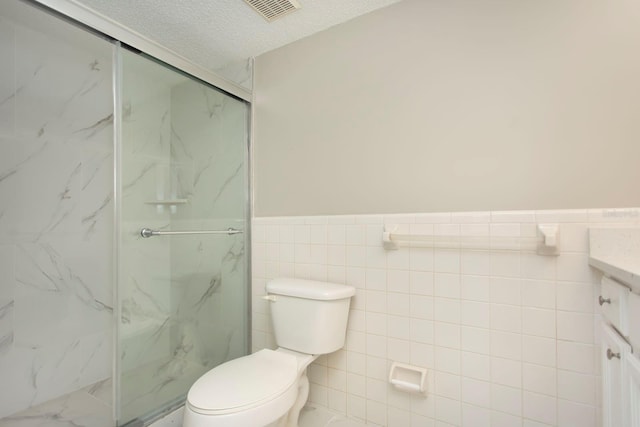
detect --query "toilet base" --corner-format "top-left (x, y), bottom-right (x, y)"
top-left (271, 368), bottom-right (310, 427)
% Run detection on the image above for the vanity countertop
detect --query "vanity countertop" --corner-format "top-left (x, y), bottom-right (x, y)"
top-left (589, 227), bottom-right (640, 291)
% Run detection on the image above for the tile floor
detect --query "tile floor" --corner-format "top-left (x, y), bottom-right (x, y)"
top-left (148, 404), bottom-right (367, 427)
top-left (299, 404), bottom-right (367, 427)
top-left (1, 393), bottom-right (366, 427)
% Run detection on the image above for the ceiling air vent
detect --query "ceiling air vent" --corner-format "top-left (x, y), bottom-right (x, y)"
top-left (243, 0), bottom-right (301, 22)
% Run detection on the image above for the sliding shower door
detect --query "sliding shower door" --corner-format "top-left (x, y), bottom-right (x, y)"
top-left (115, 47), bottom-right (250, 426)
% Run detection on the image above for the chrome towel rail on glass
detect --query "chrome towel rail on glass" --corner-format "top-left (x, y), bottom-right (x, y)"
top-left (140, 228), bottom-right (243, 238)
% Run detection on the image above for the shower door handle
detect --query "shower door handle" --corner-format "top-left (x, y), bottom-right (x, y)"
top-left (140, 228), bottom-right (243, 238)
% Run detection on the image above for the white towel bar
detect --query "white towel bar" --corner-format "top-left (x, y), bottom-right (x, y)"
top-left (382, 223), bottom-right (559, 255)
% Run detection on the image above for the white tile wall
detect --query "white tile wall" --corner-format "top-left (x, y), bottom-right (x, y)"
top-left (252, 208), bottom-right (640, 427)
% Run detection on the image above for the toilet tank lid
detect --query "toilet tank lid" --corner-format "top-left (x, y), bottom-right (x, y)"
top-left (266, 278), bottom-right (355, 300)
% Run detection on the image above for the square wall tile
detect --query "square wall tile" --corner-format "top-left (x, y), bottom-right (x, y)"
top-left (491, 304), bottom-right (522, 333)
top-left (434, 371), bottom-right (461, 400)
top-left (491, 383), bottom-right (522, 416)
top-left (389, 315), bottom-right (412, 341)
top-left (522, 335), bottom-right (556, 368)
top-left (388, 250), bottom-right (410, 270)
top-left (491, 331), bottom-right (522, 361)
top-left (557, 311), bottom-right (594, 344)
top-left (367, 398), bottom-right (387, 425)
top-left (411, 342), bottom-right (435, 368)
top-left (557, 400), bottom-right (596, 427)
top-left (388, 338), bottom-right (411, 364)
top-left (434, 273), bottom-right (461, 298)
top-left (461, 250), bottom-right (492, 276)
top-left (521, 254), bottom-right (556, 281)
top-left (491, 410), bottom-right (522, 427)
top-left (434, 298), bottom-right (460, 323)
top-left (522, 308), bottom-right (555, 338)
top-left (388, 292), bottom-right (411, 316)
top-left (387, 407), bottom-right (411, 427)
top-left (434, 249), bottom-right (461, 274)
top-left (557, 341), bottom-right (595, 374)
top-left (556, 282), bottom-right (595, 313)
top-left (462, 404), bottom-right (491, 427)
top-left (411, 318), bottom-right (434, 344)
top-left (490, 277), bottom-right (521, 305)
top-left (556, 254), bottom-right (593, 283)
top-left (328, 368), bottom-right (347, 392)
top-left (328, 389), bottom-right (347, 414)
top-left (491, 357), bottom-right (522, 388)
top-left (461, 275), bottom-right (491, 302)
top-left (366, 378), bottom-right (388, 403)
top-left (460, 327), bottom-right (490, 355)
top-left (347, 394), bottom-right (366, 421)
top-left (435, 396), bottom-right (461, 425)
top-left (521, 279), bottom-right (555, 309)
top-left (411, 295), bottom-right (434, 320)
top-left (388, 270), bottom-right (410, 293)
top-left (461, 377), bottom-right (491, 407)
top-left (410, 249), bottom-right (434, 272)
top-left (523, 391), bottom-right (557, 425)
top-left (435, 347), bottom-right (460, 375)
top-left (491, 252), bottom-right (521, 278)
top-left (523, 363), bottom-right (556, 396)
top-left (411, 271), bottom-right (434, 295)
top-left (558, 224), bottom-right (588, 253)
top-left (557, 370), bottom-right (595, 405)
top-left (460, 301), bottom-right (490, 329)
top-left (461, 351), bottom-right (490, 381)
top-left (327, 225), bottom-right (346, 245)
top-left (435, 322), bottom-right (460, 349)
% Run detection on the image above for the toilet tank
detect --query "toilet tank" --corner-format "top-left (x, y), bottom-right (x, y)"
top-left (266, 278), bottom-right (356, 355)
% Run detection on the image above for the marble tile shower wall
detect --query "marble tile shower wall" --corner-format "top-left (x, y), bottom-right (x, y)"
top-left (252, 208), bottom-right (640, 427)
top-left (0, 14), bottom-right (114, 418)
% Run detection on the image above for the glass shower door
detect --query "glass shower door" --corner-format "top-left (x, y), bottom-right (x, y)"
top-left (115, 47), bottom-right (249, 425)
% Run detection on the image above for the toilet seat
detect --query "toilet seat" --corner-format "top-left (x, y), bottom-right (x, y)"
top-left (187, 349), bottom-right (299, 416)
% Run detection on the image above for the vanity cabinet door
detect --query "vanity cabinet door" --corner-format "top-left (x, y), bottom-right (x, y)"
top-left (602, 323), bottom-right (631, 427)
top-left (600, 276), bottom-right (630, 336)
top-left (628, 353), bottom-right (640, 427)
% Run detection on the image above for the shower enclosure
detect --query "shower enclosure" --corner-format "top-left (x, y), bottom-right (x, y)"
top-left (115, 48), bottom-right (250, 424)
top-left (0, 1), bottom-right (250, 426)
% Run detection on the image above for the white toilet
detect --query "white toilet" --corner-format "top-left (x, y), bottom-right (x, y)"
top-left (183, 277), bottom-right (356, 427)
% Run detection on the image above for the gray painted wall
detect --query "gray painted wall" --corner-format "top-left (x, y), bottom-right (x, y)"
top-left (253, 0), bottom-right (640, 216)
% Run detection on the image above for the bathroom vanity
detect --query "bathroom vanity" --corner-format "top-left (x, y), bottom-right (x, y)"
top-left (589, 228), bottom-right (640, 427)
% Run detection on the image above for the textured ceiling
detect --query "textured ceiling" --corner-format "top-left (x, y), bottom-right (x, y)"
top-left (72, 0), bottom-right (403, 74)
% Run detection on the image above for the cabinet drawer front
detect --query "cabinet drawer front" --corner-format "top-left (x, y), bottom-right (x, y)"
top-left (628, 353), bottom-right (640, 427)
top-left (601, 323), bottom-right (631, 427)
top-left (629, 291), bottom-right (640, 351)
top-left (601, 276), bottom-right (630, 335)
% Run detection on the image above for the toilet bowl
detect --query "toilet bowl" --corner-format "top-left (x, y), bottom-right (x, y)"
top-left (183, 278), bottom-right (355, 427)
top-left (183, 348), bottom-right (316, 427)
